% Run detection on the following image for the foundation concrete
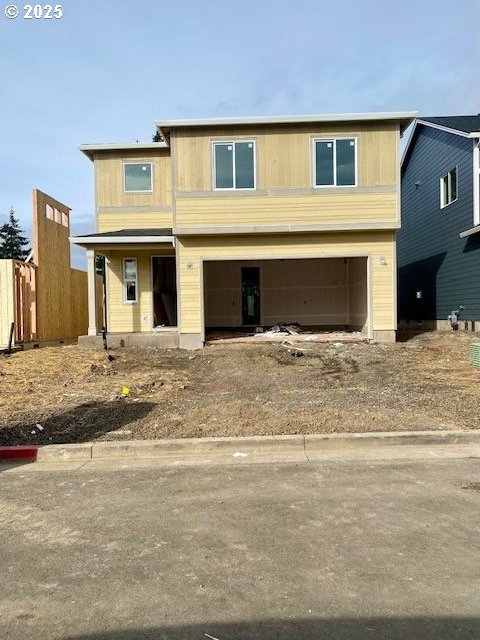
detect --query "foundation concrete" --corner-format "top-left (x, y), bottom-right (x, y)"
top-left (78, 331), bottom-right (180, 350)
top-left (372, 329), bottom-right (396, 343)
top-left (179, 332), bottom-right (203, 350)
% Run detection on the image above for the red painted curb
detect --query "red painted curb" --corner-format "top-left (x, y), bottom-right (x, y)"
top-left (0, 446), bottom-right (38, 462)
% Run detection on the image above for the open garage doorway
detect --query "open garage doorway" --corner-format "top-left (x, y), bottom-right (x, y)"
top-left (203, 256), bottom-right (369, 340)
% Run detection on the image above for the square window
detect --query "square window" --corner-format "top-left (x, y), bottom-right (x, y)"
top-left (124, 163), bottom-right (153, 192)
top-left (213, 141), bottom-right (255, 189)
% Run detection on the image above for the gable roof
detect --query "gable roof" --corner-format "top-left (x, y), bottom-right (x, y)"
top-left (419, 115), bottom-right (480, 135)
top-left (401, 115), bottom-right (480, 170)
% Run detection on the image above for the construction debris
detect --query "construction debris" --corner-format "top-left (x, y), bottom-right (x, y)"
top-left (264, 322), bottom-right (301, 336)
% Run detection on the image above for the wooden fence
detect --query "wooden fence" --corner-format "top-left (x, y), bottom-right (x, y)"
top-left (14, 260), bottom-right (37, 343)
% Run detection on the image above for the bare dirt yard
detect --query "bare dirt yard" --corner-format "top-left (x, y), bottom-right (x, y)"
top-left (0, 332), bottom-right (479, 446)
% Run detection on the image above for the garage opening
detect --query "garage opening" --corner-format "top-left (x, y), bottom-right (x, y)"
top-left (204, 257), bottom-right (368, 338)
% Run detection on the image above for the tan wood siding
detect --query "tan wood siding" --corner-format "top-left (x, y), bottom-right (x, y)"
top-left (174, 122), bottom-right (398, 192)
top-left (177, 232), bottom-right (395, 335)
top-left (175, 191), bottom-right (396, 229)
top-left (98, 212), bottom-right (173, 232)
top-left (95, 149), bottom-right (173, 232)
top-left (173, 122), bottom-right (398, 230)
top-left (105, 248), bottom-right (175, 333)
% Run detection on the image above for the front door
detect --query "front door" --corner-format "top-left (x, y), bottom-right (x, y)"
top-left (241, 267), bottom-right (260, 325)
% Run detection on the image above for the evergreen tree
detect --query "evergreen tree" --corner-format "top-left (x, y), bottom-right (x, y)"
top-left (0, 208), bottom-right (30, 260)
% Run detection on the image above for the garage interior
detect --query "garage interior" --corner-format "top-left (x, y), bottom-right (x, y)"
top-left (204, 257), bottom-right (368, 337)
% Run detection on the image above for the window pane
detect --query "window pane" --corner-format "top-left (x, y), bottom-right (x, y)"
top-left (450, 168), bottom-right (457, 202)
top-left (126, 281), bottom-right (136, 302)
top-left (124, 164), bottom-right (152, 191)
top-left (315, 141), bottom-right (334, 186)
top-left (235, 142), bottom-right (255, 188)
top-left (442, 174), bottom-right (448, 205)
top-left (124, 259), bottom-right (136, 279)
top-left (336, 139), bottom-right (356, 186)
top-left (214, 144), bottom-right (234, 188)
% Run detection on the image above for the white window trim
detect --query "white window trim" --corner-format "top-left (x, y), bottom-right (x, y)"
top-left (212, 140), bottom-right (256, 191)
top-left (123, 257), bottom-right (138, 304)
top-left (473, 141), bottom-right (480, 226)
top-left (440, 166), bottom-right (458, 209)
top-left (123, 162), bottom-right (153, 194)
top-left (312, 137), bottom-right (358, 188)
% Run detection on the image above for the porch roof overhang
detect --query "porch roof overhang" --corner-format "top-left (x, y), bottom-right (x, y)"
top-left (70, 228), bottom-right (175, 249)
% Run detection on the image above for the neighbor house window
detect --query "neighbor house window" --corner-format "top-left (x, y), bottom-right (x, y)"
top-left (314, 138), bottom-right (357, 187)
top-left (213, 141), bottom-right (255, 189)
top-left (123, 258), bottom-right (138, 303)
top-left (123, 163), bottom-right (153, 192)
top-left (440, 167), bottom-right (457, 208)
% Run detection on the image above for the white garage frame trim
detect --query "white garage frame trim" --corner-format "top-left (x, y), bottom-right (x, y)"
top-left (198, 252), bottom-right (373, 343)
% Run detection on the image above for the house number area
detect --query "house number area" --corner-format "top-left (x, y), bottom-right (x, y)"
top-left (4, 4), bottom-right (63, 19)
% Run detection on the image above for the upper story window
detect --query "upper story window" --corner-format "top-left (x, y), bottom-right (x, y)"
top-left (313, 138), bottom-right (357, 187)
top-left (213, 141), bottom-right (255, 190)
top-left (123, 162), bottom-right (153, 193)
top-left (440, 167), bottom-right (457, 208)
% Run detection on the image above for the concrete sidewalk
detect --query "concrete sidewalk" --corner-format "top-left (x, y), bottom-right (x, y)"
top-left (2, 457), bottom-right (479, 639)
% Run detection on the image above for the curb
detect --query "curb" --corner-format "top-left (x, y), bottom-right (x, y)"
top-left (1, 430), bottom-right (479, 464)
top-left (0, 445), bottom-right (38, 462)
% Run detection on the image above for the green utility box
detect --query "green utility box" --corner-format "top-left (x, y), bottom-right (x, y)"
top-left (472, 341), bottom-right (480, 370)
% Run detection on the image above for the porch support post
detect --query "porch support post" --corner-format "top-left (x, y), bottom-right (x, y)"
top-left (86, 248), bottom-right (98, 336)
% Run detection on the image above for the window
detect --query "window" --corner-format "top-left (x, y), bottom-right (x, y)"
top-left (213, 141), bottom-right (255, 189)
top-left (124, 163), bottom-right (153, 192)
top-left (314, 138), bottom-right (357, 187)
top-left (440, 167), bottom-right (457, 208)
top-left (123, 258), bottom-right (138, 303)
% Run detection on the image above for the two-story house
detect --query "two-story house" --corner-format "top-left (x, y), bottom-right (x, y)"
top-left (71, 111), bottom-right (415, 349)
top-left (398, 115), bottom-right (480, 330)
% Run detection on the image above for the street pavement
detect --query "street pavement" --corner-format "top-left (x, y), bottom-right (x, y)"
top-left (1, 455), bottom-right (479, 639)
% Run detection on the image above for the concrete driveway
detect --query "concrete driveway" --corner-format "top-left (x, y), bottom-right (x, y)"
top-left (1, 457), bottom-right (479, 639)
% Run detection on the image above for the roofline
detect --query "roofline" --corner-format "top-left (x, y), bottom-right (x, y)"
top-left (78, 142), bottom-right (168, 161)
top-left (401, 120), bottom-right (420, 167)
top-left (156, 111), bottom-right (417, 133)
top-left (70, 235), bottom-right (175, 246)
top-left (401, 118), bottom-right (480, 168)
top-left (416, 119), bottom-right (473, 138)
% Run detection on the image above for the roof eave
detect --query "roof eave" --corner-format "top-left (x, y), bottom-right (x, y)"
top-left (78, 142), bottom-right (169, 161)
top-left (156, 111), bottom-right (417, 135)
top-left (70, 235), bottom-right (175, 247)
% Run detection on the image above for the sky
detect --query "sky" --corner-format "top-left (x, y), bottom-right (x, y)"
top-left (1, 0), bottom-right (479, 269)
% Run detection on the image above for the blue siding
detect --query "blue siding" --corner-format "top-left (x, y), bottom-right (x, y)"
top-left (398, 125), bottom-right (480, 321)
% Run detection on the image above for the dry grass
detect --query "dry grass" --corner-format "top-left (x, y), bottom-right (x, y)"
top-left (0, 331), bottom-right (479, 445)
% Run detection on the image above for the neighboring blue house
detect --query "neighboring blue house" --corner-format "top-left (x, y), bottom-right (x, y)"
top-left (398, 115), bottom-right (480, 330)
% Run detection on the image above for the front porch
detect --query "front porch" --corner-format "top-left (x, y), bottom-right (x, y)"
top-left (70, 228), bottom-right (179, 343)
